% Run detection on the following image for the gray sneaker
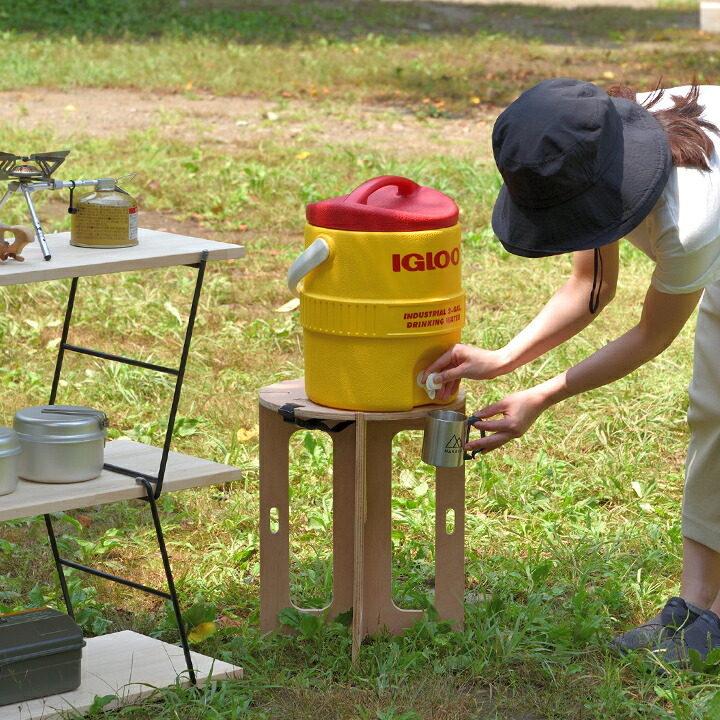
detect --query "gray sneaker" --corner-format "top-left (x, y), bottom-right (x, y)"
top-left (612, 597), bottom-right (702, 654)
top-left (651, 609), bottom-right (720, 669)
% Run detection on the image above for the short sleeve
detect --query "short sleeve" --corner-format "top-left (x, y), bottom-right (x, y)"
top-left (627, 86), bottom-right (720, 294)
top-left (639, 163), bottom-right (720, 295)
top-left (651, 240), bottom-right (720, 294)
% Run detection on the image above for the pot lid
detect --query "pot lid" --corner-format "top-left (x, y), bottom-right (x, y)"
top-left (0, 427), bottom-right (20, 457)
top-left (13, 405), bottom-right (108, 439)
top-left (306, 175), bottom-right (459, 232)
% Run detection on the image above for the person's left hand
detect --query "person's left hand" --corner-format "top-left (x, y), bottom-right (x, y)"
top-left (467, 387), bottom-right (549, 454)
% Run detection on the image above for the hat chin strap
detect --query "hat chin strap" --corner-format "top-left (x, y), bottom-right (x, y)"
top-left (589, 247), bottom-right (603, 315)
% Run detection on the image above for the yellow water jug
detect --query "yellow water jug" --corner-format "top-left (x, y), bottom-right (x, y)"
top-left (287, 175), bottom-right (465, 411)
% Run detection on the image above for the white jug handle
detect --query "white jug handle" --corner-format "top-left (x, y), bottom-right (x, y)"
top-left (287, 237), bottom-right (330, 298)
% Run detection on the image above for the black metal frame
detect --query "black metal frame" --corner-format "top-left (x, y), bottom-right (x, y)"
top-left (42, 249), bottom-right (210, 684)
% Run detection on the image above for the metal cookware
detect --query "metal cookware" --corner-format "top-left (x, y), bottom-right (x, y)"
top-left (421, 409), bottom-right (482, 468)
top-left (0, 426), bottom-right (21, 495)
top-left (13, 405), bottom-right (108, 483)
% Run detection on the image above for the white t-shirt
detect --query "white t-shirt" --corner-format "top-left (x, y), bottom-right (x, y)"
top-left (624, 86), bottom-right (720, 294)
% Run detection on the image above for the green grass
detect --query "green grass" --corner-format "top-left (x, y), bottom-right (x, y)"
top-left (0, 0), bottom-right (712, 107)
top-left (1, 0), bottom-right (719, 717)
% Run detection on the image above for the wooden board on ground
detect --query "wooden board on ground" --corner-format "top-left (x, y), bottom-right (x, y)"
top-left (0, 631), bottom-right (243, 720)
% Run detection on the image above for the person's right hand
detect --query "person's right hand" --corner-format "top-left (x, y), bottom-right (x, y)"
top-left (421, 343), bottom-right (508, 401)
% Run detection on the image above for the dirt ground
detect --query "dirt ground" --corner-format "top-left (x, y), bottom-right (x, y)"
top-left (0, 87), bottom-right (494, 158)
top-left (0, 86), bottom-right (496, 241)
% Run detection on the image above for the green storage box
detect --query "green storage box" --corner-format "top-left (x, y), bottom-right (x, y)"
top-left (0, 607), bottom-right (85, 705)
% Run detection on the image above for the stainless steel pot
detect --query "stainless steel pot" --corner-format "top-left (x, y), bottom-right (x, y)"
top-left (0, 427), bottom-right (21, 495)
top-left (13, 405), bottom-right (108, 483)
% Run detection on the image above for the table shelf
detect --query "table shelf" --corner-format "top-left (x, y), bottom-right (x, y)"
top-left (0, 438), bottom-right (241, 523)
top-left (0, 228), bottom-right (244, 286)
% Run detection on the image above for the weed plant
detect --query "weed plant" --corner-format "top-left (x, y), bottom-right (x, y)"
top-left (0, 1), bottom-right (718, 718)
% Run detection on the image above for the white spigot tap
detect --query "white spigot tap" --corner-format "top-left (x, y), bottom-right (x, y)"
top-left (417, 371), bottom-right (443, 400)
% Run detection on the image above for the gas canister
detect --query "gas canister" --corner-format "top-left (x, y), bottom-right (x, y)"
top-left (287, 175), bottom-right (465, 412)
top-left (70, 178), bottom-right (138, 248)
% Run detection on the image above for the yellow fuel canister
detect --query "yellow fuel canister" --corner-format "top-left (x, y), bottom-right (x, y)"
top-left (287, 175), bottom-right (465, 412)
top-left (70, 178), bottom-right (138, 248)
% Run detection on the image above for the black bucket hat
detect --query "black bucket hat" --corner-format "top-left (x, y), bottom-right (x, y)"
top-left (491, 78), bottom-right (672, 258)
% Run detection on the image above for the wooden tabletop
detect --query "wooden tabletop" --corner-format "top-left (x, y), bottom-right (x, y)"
top-left (0, 228), bottom-right (245, 286)
top-left (259, 378), bottom-right (466, 420)
top-left (0, 439), bottom-right (241, 522)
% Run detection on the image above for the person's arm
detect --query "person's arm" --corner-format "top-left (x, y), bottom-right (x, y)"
top-left (425, 242), bottom-right (619, 401)
top-left (501, 242), bottom-right (620, 369)
top-left (469, 283), bottom-right (703, 453)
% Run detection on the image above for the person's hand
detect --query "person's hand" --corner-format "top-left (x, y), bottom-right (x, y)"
top-left (466, 388), bottom-right (548, 454)
top-left (421, 344), bottom-right (508, 401)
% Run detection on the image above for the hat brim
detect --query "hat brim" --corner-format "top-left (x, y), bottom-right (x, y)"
top-left (491, 96), bottom-right (672, 258)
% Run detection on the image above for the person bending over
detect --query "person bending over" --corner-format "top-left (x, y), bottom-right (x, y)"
top-left (423, 77), bottom-right (720, 667)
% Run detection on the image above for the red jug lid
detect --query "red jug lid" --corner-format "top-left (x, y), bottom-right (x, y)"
top-left (306, 175), bottom-right (459, 232)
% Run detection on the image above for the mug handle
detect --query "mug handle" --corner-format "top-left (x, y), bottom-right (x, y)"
top-left (286, 236), bottom-right (330, 298)
top-left (464, 416), bottom-right (485, 460)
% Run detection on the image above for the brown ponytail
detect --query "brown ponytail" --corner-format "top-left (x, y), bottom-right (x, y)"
top-left (606, 83), bottom-right (719, 170)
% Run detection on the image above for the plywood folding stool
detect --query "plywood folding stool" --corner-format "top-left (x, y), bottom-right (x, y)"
top-left (259, 378), bottom-right (466, 656)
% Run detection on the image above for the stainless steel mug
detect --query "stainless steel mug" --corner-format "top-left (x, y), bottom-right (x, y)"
top-left (421, 409), bottom-right (482, 468)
